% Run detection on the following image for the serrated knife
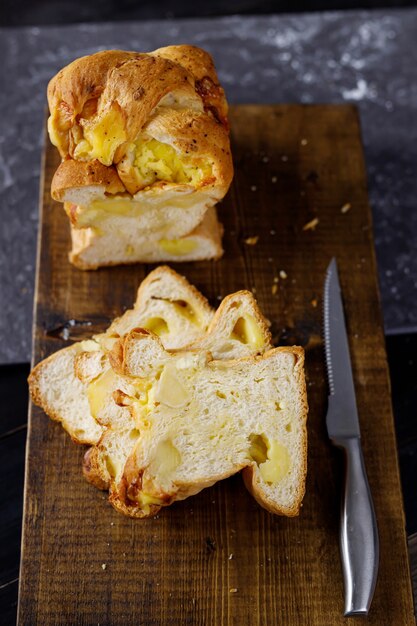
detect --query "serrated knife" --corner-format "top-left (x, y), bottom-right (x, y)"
top-left (323, 258), bottom-right (379, 616)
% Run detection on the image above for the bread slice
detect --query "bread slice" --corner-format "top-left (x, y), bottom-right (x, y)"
top-left (108, 330), bottom-right (307, 518)
top-left (82, 289), bottom-right (273, 495)
top-left (28, 266), bottom-right (214, 444)
top-left (53, 160), bottom-right (213, 242)
top-left (69, 206), bottom-right (223, 270)
top-left (28, 340), bottom-right (105, 445)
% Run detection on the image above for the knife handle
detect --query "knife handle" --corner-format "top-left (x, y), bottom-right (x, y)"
top-left (333, 437), bottom-right (379, 616)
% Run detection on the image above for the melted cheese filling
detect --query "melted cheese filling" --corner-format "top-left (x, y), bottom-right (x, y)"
top-left (133, 138), bottom-right (212, 187)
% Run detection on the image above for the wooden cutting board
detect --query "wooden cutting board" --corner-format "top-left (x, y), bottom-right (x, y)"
top-left (18, 105), bottom-right (415, 625)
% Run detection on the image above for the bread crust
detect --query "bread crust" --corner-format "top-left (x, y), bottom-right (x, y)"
top-left (51, 159), bottom-right (126, 201)
top-left (47, 46), bottom-right (229, 161)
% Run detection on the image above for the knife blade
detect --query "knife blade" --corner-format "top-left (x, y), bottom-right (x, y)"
top-left (323, 258), bottom-right (379, 616)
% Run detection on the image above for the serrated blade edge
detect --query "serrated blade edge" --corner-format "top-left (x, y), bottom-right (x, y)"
top-left (323, 258), bottom-right (361, 439)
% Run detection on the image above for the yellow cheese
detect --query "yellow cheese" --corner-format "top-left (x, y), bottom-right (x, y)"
top-left (259, 440), bottom-right (291, 484)
top-left (231, 315), bottom-right (265, 349)
top-left (134, 138), bottom-right (212, 187)
top-left (155, 365), bottom-right (189, 408)
top-left (141, 317), bottom-right (169, 337)
top-left (138, 492), bottom-right (164, 506)
top-left (47, 115), bottom-right (63, 150)
top-left (87, 368), bottom-right (119, 420)
top-left (76, 106), bottom-right (127, 166)
top-left (148, 439), bottom-right (181, 480)
top-left (159, 238), bottom-right (198, 256)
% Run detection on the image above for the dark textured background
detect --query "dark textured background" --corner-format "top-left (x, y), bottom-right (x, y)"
top-left (0, 6), bottom-right (416, 622)
top-left (1, 10), bottom-right (417, 363)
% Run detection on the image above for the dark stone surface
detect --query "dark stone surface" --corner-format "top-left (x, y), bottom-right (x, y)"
top-left (1, 10), bottom-right (416, 363)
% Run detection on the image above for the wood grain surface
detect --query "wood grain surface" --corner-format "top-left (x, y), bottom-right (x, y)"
top-left (18, 105), bottom-right (415, 625)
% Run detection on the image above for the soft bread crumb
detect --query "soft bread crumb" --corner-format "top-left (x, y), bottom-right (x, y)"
top-left (244, 236), bottom-right (259, 245)
top-left (341, 203), bottom-right (351, 213)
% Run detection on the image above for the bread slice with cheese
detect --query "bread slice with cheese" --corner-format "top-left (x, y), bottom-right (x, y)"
top-left (81, 289), bottom-right (273, 495)
top-left (28, 266), bottom-right (214, 444)
top-left (69, 206), bottom-right (223, 270)
top-left (52, 159), bottom-right (214, 242)
top-left (107, 330), bottom-right (307, 518)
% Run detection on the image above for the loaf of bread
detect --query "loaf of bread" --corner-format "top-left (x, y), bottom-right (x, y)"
top-left (28, 268), bottom-right (308, 518)
top-left (46, 46), bottom-right (233, 267)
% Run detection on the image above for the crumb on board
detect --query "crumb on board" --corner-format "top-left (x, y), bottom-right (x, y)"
top-left (250, 185), bottom-right (257, 191)
top-left (229, 553), bottom-right (234, 560)
top-left (341, 203), bottom-right (351, 213)
top-left (273, 276), bottom-right (279, 283)
top-left (279, 270), bottom-right (287, 280)
top-left (271, 176), bottom-right (277, 183)
top-left (303, 217), bottom-right (319, 231)
top-left (101, 564), bottom-right (107, 570)
top-left (281, 155), bottom-right (288, 162)
top-left (244, 235), bottom-right (259, 245)
top-left (262, 156), bottom-right (269, 163)
top-left (270, 229), bottom-right (276, 235)
top-left (272, 284), bottom-right (278, 295)
top-left (252, 287), bottom-right (257, 294)
top-left (311, 298), bottom-right (318, 308)
top-left (229, 588), bottom-right (238, 594)
top-left (301, 138), bottom-right (308, 146)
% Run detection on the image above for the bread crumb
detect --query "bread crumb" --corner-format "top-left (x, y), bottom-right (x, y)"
top-left (341, 203), bottom-right (351, 214)
top-left (281, 155), bottom-right (288, 162)
top-left (273, 276), bottom-right (279, 283)
top-left (110, 522), bottom-right (114, 526)
top-left (311, 298), bottom-right (318, 308)
top-left (270, 229), bottom-right (276, 235)
top-left (250, 185), bottom-right (257, 191)
top-left (229, 588), bottom-right (238, 593)
top-left (262, 156), bottom-right (269, 163)
top-left (268, 257), bottom-right (273, 263)
top-left (300, 138), bottom-right (308, 146)
top-left (279, 270), bottom-right (287, 280)
top-left (101, 564), bottom-right (107, 570)
top-left (272, 284), bottom-right (278, 295)
top-left (229, 553), bottom-right (234, 560)
top-left (271, 176), bottom-right (277, 183)
top-left (303, 217), bottom-right (319, 231)
top-left (244, 236), bottom-right (259, 245)
top-left (252, 287), bottom-right (257, 294)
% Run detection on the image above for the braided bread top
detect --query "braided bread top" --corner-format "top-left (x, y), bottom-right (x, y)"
top-left (47, 46), bottom-right (229, 166)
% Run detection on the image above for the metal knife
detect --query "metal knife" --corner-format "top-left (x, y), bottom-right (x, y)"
top-left (323, 258), bottom-right (379, 616)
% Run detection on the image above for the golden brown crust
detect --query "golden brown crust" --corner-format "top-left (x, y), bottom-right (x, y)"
top-left (152, 45), bottom-right (228, 126)
top-left (82, 447), bottom-right (110, 490)
top-left (48, 49), bottom-right (202, 159)
top-left (182, 289), bottom-right (272, 354)
top-left (133, 264), bottom-right (213, 317)
top-left (51, 159), bottom-right (126, 201)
